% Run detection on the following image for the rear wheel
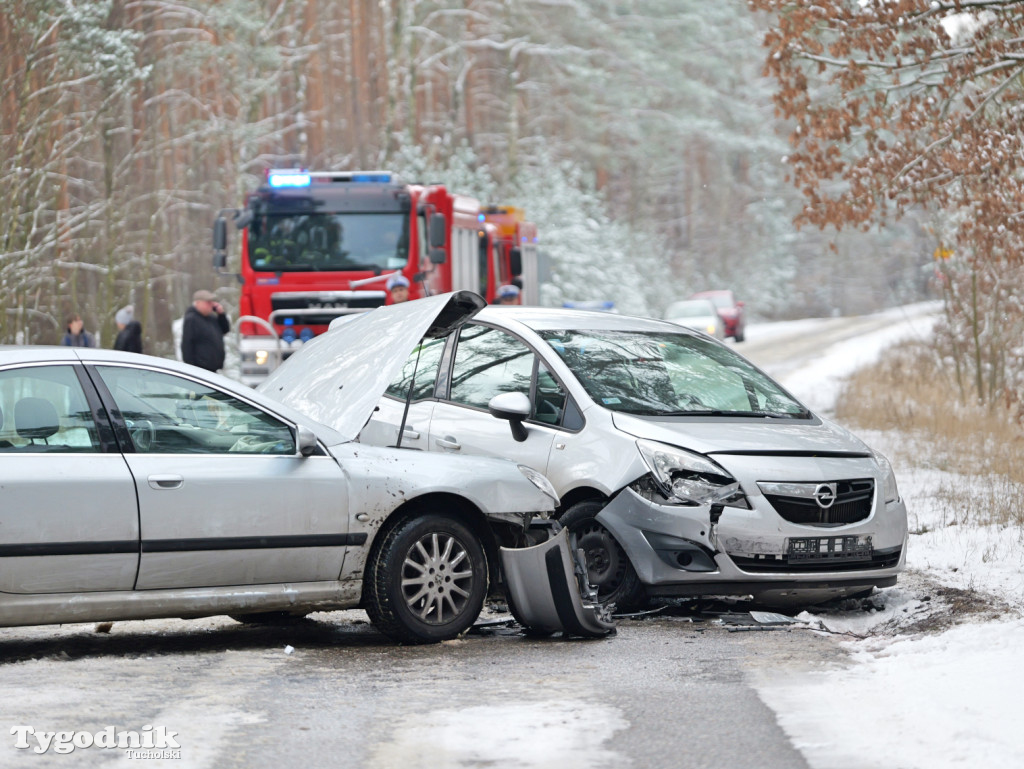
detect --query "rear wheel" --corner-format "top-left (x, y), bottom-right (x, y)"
top-left (366, 514), bottom-right (488, 644)
top-left (560, 500), bottom-right (645, 611)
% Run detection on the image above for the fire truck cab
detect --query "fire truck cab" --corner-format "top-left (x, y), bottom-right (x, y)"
top-left (213, 170), bottom-right (493, 385)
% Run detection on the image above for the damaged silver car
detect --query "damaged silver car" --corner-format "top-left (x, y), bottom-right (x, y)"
top-left (0, 293), bottom-right (613, 644)
top-left (351, 302), bottom-right (908, 609)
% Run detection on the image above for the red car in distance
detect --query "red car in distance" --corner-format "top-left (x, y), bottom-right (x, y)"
top-left (689, 290), bottom-right (745, 342)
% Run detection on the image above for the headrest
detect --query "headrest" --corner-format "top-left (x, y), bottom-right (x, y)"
top-left (15, 398), bottom-right (60, 441)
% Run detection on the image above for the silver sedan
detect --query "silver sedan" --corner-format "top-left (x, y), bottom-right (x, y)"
top-left (0, 297), bottom-right (611, 643)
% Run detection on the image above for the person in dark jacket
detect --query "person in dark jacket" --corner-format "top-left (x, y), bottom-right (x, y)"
top-left (61, 314), bottom-right (96, 347)
top-left (181, 290), bottom-right (230, 372)
top-left (112, 305), bottom-right (144, 354)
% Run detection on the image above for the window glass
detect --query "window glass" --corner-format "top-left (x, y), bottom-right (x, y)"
top-left (0, 365), bottom-right (101, 452)
top-left (385, 337), bottom-right (446, 401)
top-left (95, 366), bottom-right (295, 454)
top-left (534, 364), bottom-right (567, 425)
top-left (538, 329), bottom-right (809, 418)
top-left (449, 326), bottom-right (534, 410)
top-left (248, 212), bottom-right (409, 272)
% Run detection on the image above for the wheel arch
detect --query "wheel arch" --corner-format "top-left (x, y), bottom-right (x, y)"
top-left (361, 492), bottom-right (505, 604)
top-left (556, 486), bottom-right (609, 518)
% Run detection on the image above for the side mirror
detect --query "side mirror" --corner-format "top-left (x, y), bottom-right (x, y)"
top-left (509, 247), bottom-right (522, 276)
top-left (429, 247), bottom-right (447, 265)
top-left (213, 216), bottom-right (228, 269)
top-left (488, 391), bottom-right (531, 442)
top-left (296, 426), bottom-right (318, 456)
top-left (429, 213), bottom-right (447, 248)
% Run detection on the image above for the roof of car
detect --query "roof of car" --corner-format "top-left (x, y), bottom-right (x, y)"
top-left (474, 306), bottom-right (695, 334)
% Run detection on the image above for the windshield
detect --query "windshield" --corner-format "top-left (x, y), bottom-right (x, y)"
top-left (537, 329), bottom-right (809, 418)
top-left (247, 212), bottom-right (408, 272)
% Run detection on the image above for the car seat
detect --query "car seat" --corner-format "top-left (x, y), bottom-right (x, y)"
top-left (14, 397), bottom-right (60, 445)
top-left (0, 404), bottom-right (13, 448)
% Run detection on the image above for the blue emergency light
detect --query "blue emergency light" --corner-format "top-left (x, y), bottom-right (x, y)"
top-left (268, 171), bottom-right (311, 188)
top-left (351, 173), bottom-right (391, 183)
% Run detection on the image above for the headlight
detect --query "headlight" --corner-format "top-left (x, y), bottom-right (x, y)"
top-left (637, 439), bottom-right (742, 506)
top-left (872, 449), bottom-right (900, 504)
top-left (518, 464), bottom-right (560, 505)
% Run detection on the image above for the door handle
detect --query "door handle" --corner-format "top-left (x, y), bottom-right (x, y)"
top-left (435, 436), bottom-right (461, 451)
top-left (402, 426), bottom-right (421, 440)
top-left (148, 475), bottom-right (184, 490)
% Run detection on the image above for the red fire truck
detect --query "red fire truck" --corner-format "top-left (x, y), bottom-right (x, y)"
top-left (481, 205), bottom-right (540, 306)
top-left (213, 170), bottom-right (536, 384)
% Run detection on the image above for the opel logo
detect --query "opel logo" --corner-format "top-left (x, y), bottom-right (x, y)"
top-left (813, 483), bottom-right (837, 509)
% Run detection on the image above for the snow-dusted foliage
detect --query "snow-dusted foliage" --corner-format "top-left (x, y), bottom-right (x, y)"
top-left (0, 0), bottom-right (941, 351)
top-left (931, 258), bottom-right (1024, 419)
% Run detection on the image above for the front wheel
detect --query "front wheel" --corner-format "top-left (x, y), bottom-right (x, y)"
top-left (560, 500), bottom-right (645, 611)
top-left (365, 514), bottom-right (488, 644)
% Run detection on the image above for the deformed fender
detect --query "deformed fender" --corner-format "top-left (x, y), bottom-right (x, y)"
top-left (500, 528), bottom-right (616, 638)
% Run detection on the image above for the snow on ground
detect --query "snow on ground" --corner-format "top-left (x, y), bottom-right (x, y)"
top-left (749, 305), bottom-right (1024, 769)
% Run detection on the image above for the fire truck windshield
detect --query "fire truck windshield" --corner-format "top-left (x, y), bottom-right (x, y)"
top-left (247, 212), bottom-right (408, 272)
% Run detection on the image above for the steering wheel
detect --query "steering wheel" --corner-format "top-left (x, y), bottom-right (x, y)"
top-left (130, 419), bottom-right (156, 452)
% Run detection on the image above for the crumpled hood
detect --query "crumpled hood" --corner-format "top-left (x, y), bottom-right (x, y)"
top-left (610, 411), bottom-right (871, 456)
top-left (259, 291), bottom-right (485, 441)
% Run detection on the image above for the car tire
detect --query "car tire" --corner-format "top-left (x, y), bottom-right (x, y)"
top-left (366, 514), bottom-right (489, 644)
top-left (734, 327), bottom-right (745, 343)
top-left (560, 500), bottom-right (645, 611)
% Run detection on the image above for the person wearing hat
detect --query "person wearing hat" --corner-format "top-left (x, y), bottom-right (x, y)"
top-left (181, 290), bottom-right (231, 372)
top-left (386, 273), bottom-right (411, 304)
top-left (61, 313), bottom-right (96, 348)
top-left (112, 305), bottom-right (143, 353)
top-left (494, 284), bottom-right (521, 305)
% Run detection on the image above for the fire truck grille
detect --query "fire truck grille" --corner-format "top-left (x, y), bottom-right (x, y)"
top-left (270, 294), bottom-right (385, 325)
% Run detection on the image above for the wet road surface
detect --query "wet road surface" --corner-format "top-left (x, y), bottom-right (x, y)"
top-left (0, 606), bottom-right (840, 768)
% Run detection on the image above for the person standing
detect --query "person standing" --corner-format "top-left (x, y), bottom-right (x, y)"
top-left (386, 274), bottom-right (410, 304)
top-left (494, 284), bottom-right (521, 305)
top-left (61, 314), bottom-right (96, 347)
top-left (181, 290), bottom-right (230, 372)
top-left (112, 305), bottom-right (143, 353)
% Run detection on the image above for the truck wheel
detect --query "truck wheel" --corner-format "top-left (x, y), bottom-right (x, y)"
top-left (366, 514), bottom-right (488, 644)
top-left (560, 500), bottom-right (645, 611)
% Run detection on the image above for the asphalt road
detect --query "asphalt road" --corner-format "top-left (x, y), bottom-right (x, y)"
top-left (0, 607), bottom-right (839, 768)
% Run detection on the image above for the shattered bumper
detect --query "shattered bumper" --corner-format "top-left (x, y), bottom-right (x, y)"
top-left (501, 528), bottom-right (615, 638)
top-left (596, 486), bottom-right (908, 602)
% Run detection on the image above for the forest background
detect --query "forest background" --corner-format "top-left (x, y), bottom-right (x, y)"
top-left (1, 0), bottom-right (1020, 416)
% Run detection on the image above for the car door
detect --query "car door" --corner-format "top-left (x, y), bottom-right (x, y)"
top-left (0, 363), bottom-right (139, 594)
top-left (91, 364), bottom-right (350, 590)
top-left (427, 324), bottom-right (560, 472)
top-left (359, 335), bottom-right (446, 450)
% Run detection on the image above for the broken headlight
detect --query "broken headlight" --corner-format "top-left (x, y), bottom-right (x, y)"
top-left (636, 439), bottom-right (746, 507)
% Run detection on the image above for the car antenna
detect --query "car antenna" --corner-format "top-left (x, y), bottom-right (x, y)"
top-left (394, 342), bottom-right (424, 449)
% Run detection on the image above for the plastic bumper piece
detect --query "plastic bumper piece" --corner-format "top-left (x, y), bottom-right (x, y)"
top-left (500, 527), bottom-right (616, 638)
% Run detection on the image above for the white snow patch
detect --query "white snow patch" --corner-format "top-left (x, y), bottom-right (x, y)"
top-left (750, 304), bottom-right (1024, 769)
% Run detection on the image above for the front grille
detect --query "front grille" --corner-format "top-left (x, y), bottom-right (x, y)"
top-left (731, 547), bottom-right (902, 573)
top-left (270, 292), bottom-right (386, 325)
top-left (762, 479), bottom-right (873, 526)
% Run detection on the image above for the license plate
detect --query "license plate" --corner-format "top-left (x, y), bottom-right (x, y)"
top-left (787, 535), bottom-right (872, 563)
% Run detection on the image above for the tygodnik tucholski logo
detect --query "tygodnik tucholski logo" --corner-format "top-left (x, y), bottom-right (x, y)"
top-left (11, 724), bottom-right (181, 758)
